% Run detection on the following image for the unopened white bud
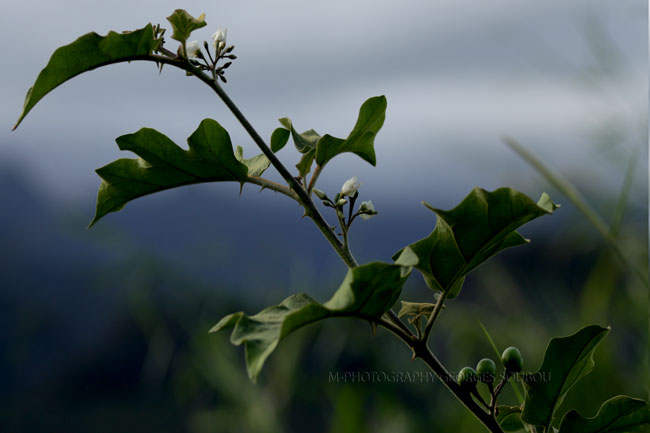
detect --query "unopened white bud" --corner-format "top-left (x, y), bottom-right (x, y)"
top-left (186, 40), bottom-right (200, 58)
top-left (212, 27), bottom-right (227, 48)
top-left (359, 200), bottom-right (376, 221)
top-left (340, 176), bottom-right (360, 197)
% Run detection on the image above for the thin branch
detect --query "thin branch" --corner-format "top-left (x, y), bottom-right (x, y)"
top-left (385, 310), bottom-right (415, 339)
top-left (376, 317), bottom-right (415, 343)
top-left (245, 176), bottom-right (300, 200)
top-left (421, 289), bottom-right (449, 342)
top-left (307, 165), bottom-right (322, 192)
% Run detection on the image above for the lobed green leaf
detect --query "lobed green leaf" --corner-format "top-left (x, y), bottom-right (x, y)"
top-left (91, 119), bottom-right (248, 226)
top-left (393, 187), bottom-right (558, 298)
top-left (558, 395), bottom-right (650, 433)
top-left (314, 95), bottom-right (386, 168)
top-left (211, 262), bottom-right (411, 381)
top-left (166, 9), bottom-right (206, 44)
top-left (276, 96), bottom-right (386, 178)
top-left (14, 24), bottom-right (160, 130)
top-left (521, 325), bottom-right (610, 430)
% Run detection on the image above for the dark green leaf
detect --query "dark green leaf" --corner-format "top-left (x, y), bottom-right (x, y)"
top-left (558, 395), bottom-right (650, 433)
top-left (393, 187), bottom-right (558, 298)
top-left (314, 95), bottom-right (386, 168)
top-left (278, 118), bottom-right (320, 154)
top-left (521, 325), bottom-right (610, 429)
top-left (91, 119), bottom-right (247, 226)
top-left (497, 406), bottom-right (526, 432)
top-left (270, 127), bottom-right (290, 152)
top-left (211, 262), bottom-right (411, 381)
top-left (14, 24), bottom-right (160, 129)
top-left (166, 9), bottom-right (206, 44)
top-left (235, 146), bottom-right (271, 177)
top-left (296, 148), bottom-right (316, 178)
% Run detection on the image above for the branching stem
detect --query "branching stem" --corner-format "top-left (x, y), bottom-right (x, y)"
top-left (152, 52), bottom-right (505, 433)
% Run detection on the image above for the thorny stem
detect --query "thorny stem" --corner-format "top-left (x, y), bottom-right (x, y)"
top-left (245, 176), bottom-right (299, 200)
top-left (151, 52), bottom-right (505, 432)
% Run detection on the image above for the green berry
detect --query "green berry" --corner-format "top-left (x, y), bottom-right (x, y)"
top-left (501, 346), bottom-right (523, 373)
top-left (457, 366), bottom-right (478, 388)
top-left (476, 358), bottom-right (497, 383)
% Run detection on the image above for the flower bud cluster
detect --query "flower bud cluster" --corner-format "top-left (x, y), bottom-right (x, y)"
top-left (312, 176), bottom-right (378, 232)
top-left (162, 13), bottom-right (236, 83)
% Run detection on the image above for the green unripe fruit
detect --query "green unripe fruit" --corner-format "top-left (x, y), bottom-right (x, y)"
top-left (457, 366), bottom-right (478, 388)
top-left (501, 346), bottom-right (523, 373)
top-left (476, 358), bottom-right (497, 383)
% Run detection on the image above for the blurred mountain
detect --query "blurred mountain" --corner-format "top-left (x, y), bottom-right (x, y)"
top-left (0, 162), bottom-right (646, 432)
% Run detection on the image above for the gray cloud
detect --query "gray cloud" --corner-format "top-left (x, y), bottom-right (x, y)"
top-left (2, 0), bottom-right (645, 201)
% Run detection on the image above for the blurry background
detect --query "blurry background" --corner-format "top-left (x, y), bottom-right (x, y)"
top-left (1, 0), bottom-right (647, 432)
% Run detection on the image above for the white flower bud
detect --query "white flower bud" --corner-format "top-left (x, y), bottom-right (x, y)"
top-left (340, 176), bottom-right (360, 197)
top-left (186, 40), bottom-right (200, 58)
top-left (336, 198), bottom-right (348, 207)
top-left (212, 27), bottom-right (227, 48)
top-left (359, 200), bottom-right (376, 221)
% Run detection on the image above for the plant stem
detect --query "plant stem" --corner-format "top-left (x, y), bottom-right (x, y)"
top-left (385, 309), bottom-right (416, 339)
top-left (421, 289), bottom-right (449, 341)
top-left (307, 165), bottom-right (322, 192)
top-left (245, 176), bottom-right (300, 200)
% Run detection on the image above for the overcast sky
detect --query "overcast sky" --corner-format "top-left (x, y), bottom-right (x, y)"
top-left (1, 0), bottom-right (646, 206)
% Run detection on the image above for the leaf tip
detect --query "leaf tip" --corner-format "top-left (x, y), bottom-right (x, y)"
top-left (421, 201), bottom-right (439, 214)
top-left (88, 212), bottom-right (102, 228)
top-left (537, 192), bottom-right (560, 214)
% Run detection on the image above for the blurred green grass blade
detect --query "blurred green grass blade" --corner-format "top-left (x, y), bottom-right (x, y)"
top-left (504, 137), bottom-right (648, 288)
top-left (610, 145), bottom-right (640, 237)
